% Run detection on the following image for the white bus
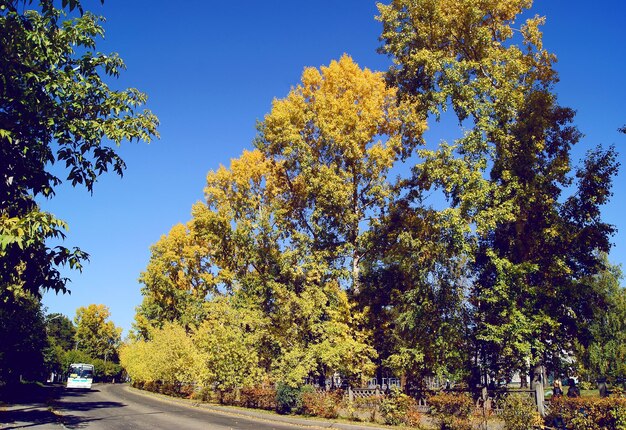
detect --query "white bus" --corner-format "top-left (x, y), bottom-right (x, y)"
top-left (66, 363), bottom-right (94, 389)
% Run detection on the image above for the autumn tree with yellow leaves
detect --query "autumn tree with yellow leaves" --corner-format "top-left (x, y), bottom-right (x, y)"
top-left (74, 304), bottom-right (122, 361)
top-left (126, 1), bottom-right (620, 395)
top-left (129, 57), bottom-right (402, 389)
top-left (257, 55), bottom-right (424, 294)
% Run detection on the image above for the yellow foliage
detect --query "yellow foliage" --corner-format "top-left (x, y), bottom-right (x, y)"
top-left (120, 322), bottom-right (199, 385)
top-left (74, 304), bottom-right (122, 359)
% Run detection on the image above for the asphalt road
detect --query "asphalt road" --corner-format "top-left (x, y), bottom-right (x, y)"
top-left (0, 384), bottom-right (333, 430)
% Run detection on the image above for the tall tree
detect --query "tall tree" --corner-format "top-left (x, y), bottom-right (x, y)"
top-left (74, 304), bottom-right (121, 361)
top-left (0, 293), bottom-right (47, 387)
top-left (42, 312), bottom-right (76, 377)
top-left (377, 0), bottom-right (619, 383)
top-left (46, 313), bottom-right (76, 352)
top-left (194, 148), bottom-right (376, 386)
top-left (136, 223), bottom-right (214, 333)
top-left (578, 257), bottom-right (626, 381)
top-left (0, 0), bottom-right (158, 301)
top-left (360, 202), bottom-right (471, 385)
top-left (256, 54), bottom-right (423, 294)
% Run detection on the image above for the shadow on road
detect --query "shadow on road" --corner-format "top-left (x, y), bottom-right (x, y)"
top-left (61, 388), bottom-right (101, 397)
top-left (0, 383), bottom-right (63, 404)
top-left (54, 400), bottom-right (124, 412)
top-left (1, 384), bottom-right (125, 429)
top-left (0, 407), bottom-right (60, 429)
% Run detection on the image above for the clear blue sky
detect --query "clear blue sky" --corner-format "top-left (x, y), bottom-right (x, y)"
top-left (42, 1), bottom-right (626, 335)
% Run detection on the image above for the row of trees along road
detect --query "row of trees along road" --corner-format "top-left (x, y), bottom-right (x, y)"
top-left (0, 0), bottom-right (623, 393)
top-left (0, 0), bottom-right (158, 390)
top-left (124, 0), bottom-right (624, 393)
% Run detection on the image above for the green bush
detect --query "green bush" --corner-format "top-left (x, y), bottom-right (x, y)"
top-left (428, 392), bottom-right (474, 430)
top-left (547, 397), bottom-right (626, 430)
top-left (579, 380), bottom-right (593, 391)
top-left (500, 393), bottom-right (542, 430)
top-left (275, 382), bottom-right (302, 414)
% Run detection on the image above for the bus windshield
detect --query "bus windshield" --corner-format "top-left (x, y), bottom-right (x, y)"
top-left (70, 366), bottom-right (93, 378)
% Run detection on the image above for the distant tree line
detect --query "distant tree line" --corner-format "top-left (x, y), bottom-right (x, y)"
top-left (0, 303), bottom-right (123, 391)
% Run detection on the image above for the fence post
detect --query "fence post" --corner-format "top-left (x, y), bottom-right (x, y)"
top-left (348, 386), bottom-right (354, 402)
top-left (532, 365), bottom-right (545, 417)
top-left (482, 386), bottom-right (488, 430)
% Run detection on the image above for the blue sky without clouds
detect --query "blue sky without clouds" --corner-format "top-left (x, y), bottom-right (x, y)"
top-left (42, 1), bottom-right (626, 335)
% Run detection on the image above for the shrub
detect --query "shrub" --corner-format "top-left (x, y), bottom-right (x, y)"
top-left (579, 380), bottom-right (593, 391)
top-left (143, 380), bottom-right (158, 393)
top-left (158, 382), bottom-right (178, 396)
top-left (547, 397), bottom-right (626, 430)
top-left (240, 385), bottom-right (277, 410)
top-left (500, 393), bottom-right (542, 430)
top-left (179, 383), bottom-right (195, 398)
top-left (301, 389), bottom-right (342, 418)
top-left (380, 388), bottom-right (422, 427)
top-left (275, 382), bottom-right (302, 414)
top-left (190, 386), bottom-right (216, 402)
top-left (611, 403), bottom-right (626, 430)
top-left (218, 389), bottom-right (238, 405)
top-left (428, 392), bottom-right (474, 430)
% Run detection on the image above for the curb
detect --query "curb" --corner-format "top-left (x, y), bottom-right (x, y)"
top-left (124, 385), bottom-right (392, 430)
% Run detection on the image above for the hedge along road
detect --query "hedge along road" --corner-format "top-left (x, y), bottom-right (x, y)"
top-left (1, 384), bottom-right (388, 430)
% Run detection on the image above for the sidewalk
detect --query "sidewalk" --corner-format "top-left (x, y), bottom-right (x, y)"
top-left (126, 385), bottom-right (393, 430)
top-left (0, 384), bottom-right (63, 429)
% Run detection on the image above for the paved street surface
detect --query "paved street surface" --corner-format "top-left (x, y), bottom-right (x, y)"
top-left (1, 384), bottom-right (356, 430)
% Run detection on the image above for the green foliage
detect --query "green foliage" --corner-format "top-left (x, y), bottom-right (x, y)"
top-left (61, 349), bottom-right (93, 372)
top-left (192, 298), bottom-right (264, 391)
top-left (0, 0), bottom-right (158, 300)
top-left (376, 0), bottom-right (620, 383)
top-left (275, 382), bottom-right (302, 414)
top-left (124, 0), bottom-right (621, 403)
top-left (46, 313), bottom-right (76, 352)
top-left (547, 397), bottom-right (626, 430)
top-left (135, 140), bottom-right (377, 388)
top-left (0, 293), bottom-right (48, 387)
top-left (578, 258), bottom-right (626, 381)
top-left (120, 322), bottom-right (198, 390)
top-left (91, 358), bottom-right (123, 382)
top-left (136, 223), bottom-right (215, 333)
top-left (579, 381), bottom-right (594, 391)
top-left (500, 394), bottom-right (542, 430)
top-left (43, 343), bottom-right (66, 377)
